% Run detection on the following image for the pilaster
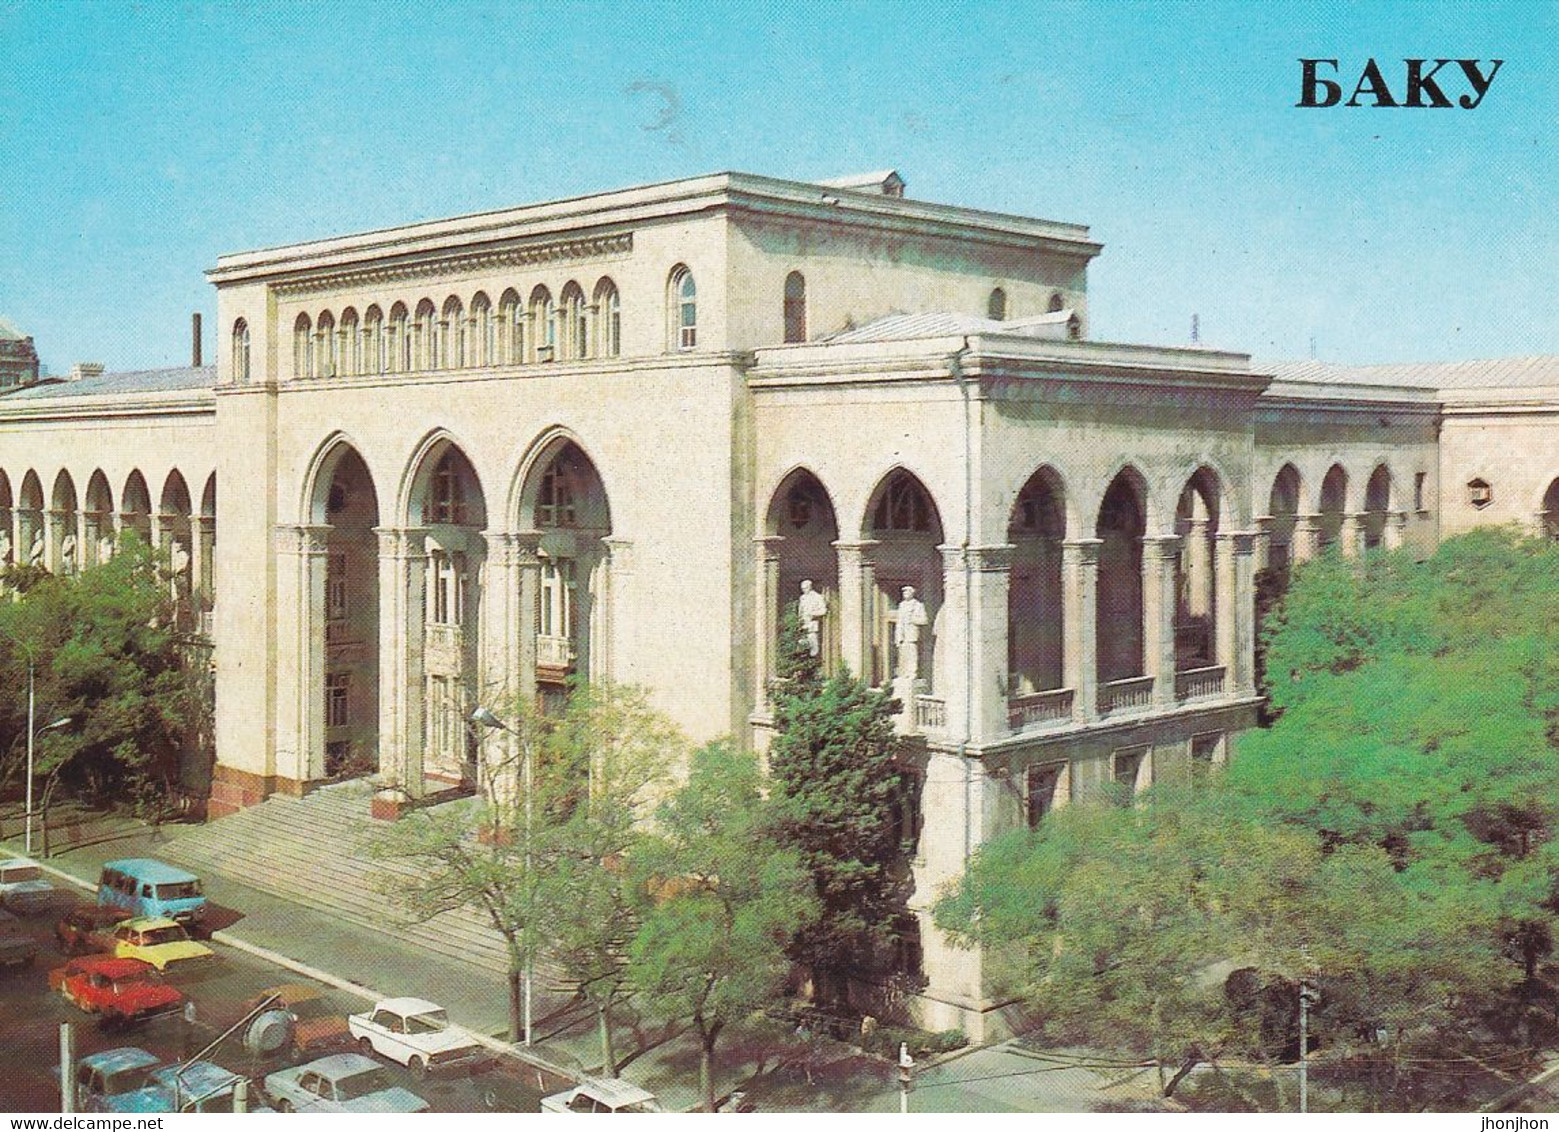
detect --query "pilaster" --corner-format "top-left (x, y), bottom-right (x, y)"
top-left (1062, 538), bottom-right (1102, 722)
top-left (377, 527), bottom-right (429, 798)
top-left (832, 540), bottom-right (879, 681)
top-left (1141, 535), bottom-right (1181, 705)
top-left (1291, 514), bottom-right (1321, 563)
top-left (754, 535), bottom-right (784, 704)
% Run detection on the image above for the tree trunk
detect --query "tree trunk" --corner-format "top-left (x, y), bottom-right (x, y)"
top-left (700, 1035), bottom-right (715, 1113)
top-left (598, 1001), bottom-right (617, 1077)
top-left (507, 966), bottom-right (523, 1044)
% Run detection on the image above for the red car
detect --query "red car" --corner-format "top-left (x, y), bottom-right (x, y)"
top-left (48, 955), bottom-right (185, 1023)
top-left (55, 906), bottom-right (124, 956)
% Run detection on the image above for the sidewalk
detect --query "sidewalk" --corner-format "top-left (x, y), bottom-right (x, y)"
top-left (4, 814), bottom-right (1119, 1113)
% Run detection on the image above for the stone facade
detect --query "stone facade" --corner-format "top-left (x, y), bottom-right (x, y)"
top-left (0, 318), bottom-right (40, 388)
top-left (1, 170), bottom-right (1553, 1039)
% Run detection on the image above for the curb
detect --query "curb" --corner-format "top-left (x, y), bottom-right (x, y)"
top-left (3, 848), bottom-right (579, 1090)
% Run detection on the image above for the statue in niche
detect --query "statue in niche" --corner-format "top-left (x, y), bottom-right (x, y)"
top-left (28, 530), bottom-right (43, 567)
top-left (98, 532), bottom-right (116, 563)
top-left (892, 585), bottom-right (929, 680)
top-left (797, 579), bottom-right (827, 658)
top-left (0, 531), bottom-right (11, 566)
top-left (59, 533), bottom-right (77, 575)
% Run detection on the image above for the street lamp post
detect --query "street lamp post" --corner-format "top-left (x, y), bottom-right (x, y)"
top-left (470, 704), bottom-right (533, 1048)
top-left (24, 661), bottom-right (72, 855)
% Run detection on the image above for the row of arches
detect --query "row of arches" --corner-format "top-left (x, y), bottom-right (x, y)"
top-left (0, 466), bottom-right (216, 626)
top-left (280, 276), bottom-right (626, 382)
top-left (300, 430), bottom-right (614, 783)
top-left (761, 461), bottom-right (1232, 705)
top-left (1264, 460), bottom-right (1404, 568)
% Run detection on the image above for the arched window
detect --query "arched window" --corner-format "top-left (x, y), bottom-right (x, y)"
top-left (561, 282), bottom-right (587, 360)
top-left (232, 318), bottom-right (250, 382)
top-left (873, 471), bottom-right (932, 532)
top-left (530, 286), bottom-right (555, 361)
top-left (389, 303), bottom-right (410, 373)
top-left (441, 296), bottom-right (465, 369)
top-left (340, 308), bottom-right (359, 376)
top-left (987, 287), bottom-right (1007, 321)
top-left (426, 451), bottom-right (468, 526)
top-left (415, 300), bottom-right (436, 370)
top-left (783, 271), bottom-right (807, 343)
top-left (293, 313), bottom-right (312, 379)
top-left (316, 312), bottom-right (336, 378)
top-left (594, 278), bottom-right (620, 358)
top-left (670, 266), bottom-right (697, 349)
top-left (471, 293), bottom-right (492, 367)
top-left (499, 289), bottom-right (522, 365)
top-left (363, 305), bottom-right (385, 374)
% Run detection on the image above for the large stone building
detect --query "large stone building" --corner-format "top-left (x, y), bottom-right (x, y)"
top-left (0, 318), bottom-right (40, 388)
top-left (0, 169), bottom-right (1548, 1036)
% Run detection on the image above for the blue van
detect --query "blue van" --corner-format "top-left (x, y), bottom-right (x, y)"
top-left (96, 859), bottom-right (208, 927)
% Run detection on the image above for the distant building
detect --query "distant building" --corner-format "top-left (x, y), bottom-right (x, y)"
top-left (0, 319), bottom-right (39, 388)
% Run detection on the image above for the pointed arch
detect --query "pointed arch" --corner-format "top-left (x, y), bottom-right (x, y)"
top-left (441, 295), bottom-right (465, 369)
top-left (339, 307), bottom-right (360, 376)
top-left (1096, 467), bottom-right (1148, 684)
top-left (863, 468), bottom-right (945, 689)
top-left (470, 292), bottom-right (493, 367)
top-left (784, 271), bottom-right (807, 343)
top-left (1008, 465), bottom-right (1067, 696)
top-left (1267, 463), bottom-right (1303, 569)
top-left (1363, 463), bottom-right (1394, 550)
top-left (560, 281), bottom-right (588, 360)
top-left (398, 430), bottom-right (487, 530)
top-left (764, 467), bottom-right (841, 672)
top-left (1318, 464), bottom-right (1348, 549)
top-left (594, 277), bottom-right (620, 357)
top-left (1174, 467), bottom-right (1222, 668)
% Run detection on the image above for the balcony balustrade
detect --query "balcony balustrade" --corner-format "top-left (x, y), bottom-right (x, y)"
top-left (536, 633), bottom-right (575, 669)
top-left (1100, 675), bottom-right (1155, 715)
top-left (1007, 687), bottom-right (1075, 731)
top-left (1174, 664), bottom-right (1226, 701)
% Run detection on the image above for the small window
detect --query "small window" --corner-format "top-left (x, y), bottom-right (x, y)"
top-left (326, 672), bottom-right (350, 728)
top-left (1025, 763), bottom-right (1063, 829)
top-left (232, 319), bottom-right (250, 382)
top-left (783, 271), bottom-right (807, 343)
top-left (1468, 478), bottom-right (1493, 510)
top-left (1112, 746), bottom-right (1148, 802)
top-left (670, 266), bottom-right (697, 349)
top-left (1414, 472), bottom-right (1427, 512)
top-left (530, 286), bottom-right (555, 361)
top-left (987, 287), bottom-right (1007, 321)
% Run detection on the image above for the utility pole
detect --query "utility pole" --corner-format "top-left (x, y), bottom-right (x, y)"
top-left (898, 1042), bottom-right (915, 1115)
top-left (1299, 979), bottom-right (1318, 1113)
top-left (25, 662), bottom-right (34, 854)
top-left (59, 1022), bottom-right (74, 1114)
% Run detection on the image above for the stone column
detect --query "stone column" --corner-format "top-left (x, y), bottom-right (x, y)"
top-left (833, 540), bottom-right (879, 682)
top-left (754, 535), bottom-right (784, 706)
top-left (1253, 515), bottom-right (1274, 572)
top-left (44, 508), bottom-right (61, 574)
top-left (514, 532), bottom-right (542, 712)
top-left (1215, 531), bottom-right (1237, 678)
top-left (377, 527), bottom-right (429, 799)
top-left (275, 524), bottom-right (330, 787)
top-left (935, 545), bottom-right (1012, 743)
top-left (1061, 538), bottom-right (1102, 722)
top-left (1294, 513), bottom-right (1323, 562)
top-left (1184, 518), bottom-right (1211, 617)
top-left (1339, 512), bottom-right (1366, 558)
top-left (1142, 535), bottom-right (1182, 706)
top-left (193, 516), bottom-right (215, 610)
top-left (1384, 510), bottom-right (1408, 551)
top-left (1227, 532), bottom-right (1258, 693)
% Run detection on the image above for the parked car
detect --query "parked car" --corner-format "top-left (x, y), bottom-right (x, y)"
top-left (113, 1061), bottom-right (275, 1113)
top-left (55, 906), bottom-right (124, 956)
top-left (0, 857), bottom-right (55, 914)
top-left (0, 909), bottom-right (38, 970)
top-left (347, 997), bottom-right (489, 1079)
top-left (49, 955), bottom-right (185, 1023)
top-left (540, 1077), bottom-right (663, 1113)
top-left (109, 916), bottom-right (214, 971)
top-left (96, 859), bottom-right (207, 927)
top-left (264, 1053), bottom-right (429, 1113)
top-left (245, 984), bottom-right (351, 1057)
top-left (71, 1047), bottom-right (163, 1112)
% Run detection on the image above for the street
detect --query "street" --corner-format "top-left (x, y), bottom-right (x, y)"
top-left (0, 890), bottom-right (544, 1113)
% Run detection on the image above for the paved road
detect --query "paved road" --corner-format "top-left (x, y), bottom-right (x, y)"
top-left (0, 891), bottom-right (544, 1114)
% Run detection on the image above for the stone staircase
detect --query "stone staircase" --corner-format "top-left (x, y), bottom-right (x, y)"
top-left (161, 779), bottom-right (518, 976)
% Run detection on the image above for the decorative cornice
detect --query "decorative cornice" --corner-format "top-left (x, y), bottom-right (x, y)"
top-left (272, 233), bottom-right (634, 299)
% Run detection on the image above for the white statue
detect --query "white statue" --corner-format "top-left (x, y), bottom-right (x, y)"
top-left (28, 530), bottom-right (43, 567)
top-left (797, 579), bottom-right (827, 658)
top-left (892, 585), bottom-right (929, 679)
top-left (170, 540), bottom-right (190, 578)
top-left (98, 532), bottom-right (115, 563)
top-left (59, 533), bottom-right (77, 575)
top-left (0, 530), bottom-right (11, 566)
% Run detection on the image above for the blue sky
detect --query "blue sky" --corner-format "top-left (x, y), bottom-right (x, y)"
top-left (1, 0), bottom-right (1551, 372)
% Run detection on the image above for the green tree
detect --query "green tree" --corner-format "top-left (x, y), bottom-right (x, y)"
top-left (0, 533), bottom-right (195, 834)
top-left (630, 740), bottom-right (818, 1112)
top-left (767, 607), bottom-right (908, 1004)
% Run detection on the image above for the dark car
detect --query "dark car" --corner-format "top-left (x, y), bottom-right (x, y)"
top-left (56, 905), bottom-right (124, 956)
top-left (0, 908), bottom-right (38, 970)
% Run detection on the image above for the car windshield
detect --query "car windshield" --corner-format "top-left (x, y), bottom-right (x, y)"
top-left (113, 973), bottom-right (159, 992)
top-left (405, 1010), bottom-right (448, 1034)
top-left (155, 881), bottom-right (201, 900)
top-left (2, 866), bottom-right (42, 883)
top-left (141, 926), bottom-right (189, 945)
top-left (337, 1068), bottom-right (392, 1100)
top-left (107, 1069), bottom-right (153, 1095)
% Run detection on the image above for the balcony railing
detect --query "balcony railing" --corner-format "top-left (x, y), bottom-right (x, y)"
top-left (914, 695), bottom-right (947, 733)
top-left (426, 623), bottom-right (463, 653)
top-left (1101, 675), bottom-right (1155, 714)
top-left (536, 634), bottom-right (575, 669)
top-left (1174, 664), bottom-right (1226, 702)
top-left (197, 610), bottom-right (215, 639)
top-left (1008, 688), bottom-right (1075, 731)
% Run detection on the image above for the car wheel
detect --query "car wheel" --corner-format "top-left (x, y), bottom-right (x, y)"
top-left (276, 1099), bottom-right (293, 1113)
top-left (409, 1056), bottom-right (427, 1081)
top-left (357, 1037), bottom-right (375, 1057)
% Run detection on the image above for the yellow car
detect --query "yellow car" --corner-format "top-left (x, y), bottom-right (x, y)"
top-left (110, 916), bottom-right (214, 971)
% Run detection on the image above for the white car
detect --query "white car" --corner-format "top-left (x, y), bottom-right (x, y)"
top-left (541, 1077), bottom-right (663, 1113)
top-left (0, 858), bottom-right (55, 914)
top-left (346, 997), bottom-right (488, 1079)
top-left (264, 1053), bottom-right (428, 1113)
